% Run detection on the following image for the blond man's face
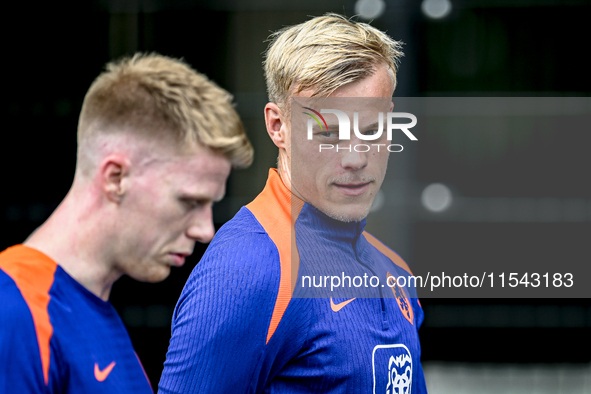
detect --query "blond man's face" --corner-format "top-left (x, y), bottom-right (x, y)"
top-left (288, 63), bottom-right (394, 222)
top-left (114, 143), bottom-right (231, 282)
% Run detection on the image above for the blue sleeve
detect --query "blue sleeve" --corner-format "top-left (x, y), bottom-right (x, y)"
top-left (0, 270), bottom-right (48, 394)
top-left (158, 230), bottom-right (281, 394)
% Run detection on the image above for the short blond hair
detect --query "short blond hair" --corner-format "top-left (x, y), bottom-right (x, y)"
top-left (78, 53), bottom-right (253, 168)
top-left (263, 13), bottom-right (403, 106)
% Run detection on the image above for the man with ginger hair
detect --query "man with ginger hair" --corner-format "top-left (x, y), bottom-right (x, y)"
top-left (0, 53), bottom-right (253, 393)
top-left (159, 14), bottom-right (427, 393)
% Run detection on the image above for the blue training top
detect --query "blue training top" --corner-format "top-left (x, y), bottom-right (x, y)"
top-left (0, 245), bottom-right (153, 393)
top-left (159, 169), bottom-right (427, 393)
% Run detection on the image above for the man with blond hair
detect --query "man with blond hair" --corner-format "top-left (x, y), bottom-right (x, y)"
top-left (0, 53), bottom-right (252, 393)
top-left (159, 14), bottom-right (427, 393)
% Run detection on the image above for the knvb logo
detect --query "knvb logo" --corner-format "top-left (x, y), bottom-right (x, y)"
top-left (303, 107), bottom-right (417, 153)
top-left (372, 344), bottom-right (413, 394)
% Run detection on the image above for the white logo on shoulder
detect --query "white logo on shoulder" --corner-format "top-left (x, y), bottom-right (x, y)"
top-left (372, 344), bottom-right (412, 394)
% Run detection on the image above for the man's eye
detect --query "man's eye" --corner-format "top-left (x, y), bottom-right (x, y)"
top-left (364, 129), bottom-right (379, 136)
top-left (181, 199), bottom-right (206, 209)
top-left (182, 200), bottom-right (197, 208)
top-left (319, 131), bottom-right (338, 138)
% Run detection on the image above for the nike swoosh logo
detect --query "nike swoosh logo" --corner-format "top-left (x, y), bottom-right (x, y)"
top-left (330, 297), bottom-right (356, 312)
top-left (94, 361), bottom-right (116, 382)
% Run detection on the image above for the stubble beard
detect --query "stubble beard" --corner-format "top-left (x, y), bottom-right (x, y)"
top-left (322, 174), bottom-right (377, 223)
top-left (322, 203), bottom-right (373, 223)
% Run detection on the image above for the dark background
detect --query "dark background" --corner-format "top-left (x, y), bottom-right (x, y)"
top-left (2, 0), bottom-right (590, 389)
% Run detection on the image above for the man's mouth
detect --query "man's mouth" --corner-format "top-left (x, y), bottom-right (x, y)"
top-left (333, 182), bottom-right (371, 196)
top-left (169, 252), bottom-right (190, 267)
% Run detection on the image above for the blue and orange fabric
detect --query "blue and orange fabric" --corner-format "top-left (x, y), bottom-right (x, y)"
top-left (0, 245), bottom-right (153, 393)
top-left (158, 168), bottom-right (427, 393)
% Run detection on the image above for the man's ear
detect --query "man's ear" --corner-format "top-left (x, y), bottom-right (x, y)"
top-left (264, 102), bottom-right (288, 149)
top-left (100, 155), bottom-right (131, 203)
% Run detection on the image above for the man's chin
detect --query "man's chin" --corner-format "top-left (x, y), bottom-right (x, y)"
top-left (320, 203), bottom-right (372, 223)
top-left (132, 266), bottom-right (171, 283)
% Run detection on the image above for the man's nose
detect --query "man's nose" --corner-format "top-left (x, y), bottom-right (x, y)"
top-left (340, 144), bottom-right (368, 170)
top-left (186, 208), bottom-right (215, 243)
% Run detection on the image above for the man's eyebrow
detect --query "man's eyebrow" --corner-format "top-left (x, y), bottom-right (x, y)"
top-left (316, 121), bottom-right (383, 130)
top-left (179, 192), bottom-right (224, 203)
top-left (324, 122), bottom-right (340, 129)
top-left (360, 121), bottom-right (383, 130)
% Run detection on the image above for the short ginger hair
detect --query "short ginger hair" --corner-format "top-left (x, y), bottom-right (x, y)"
top-left (264, 13), bottom-right (403, 106)
top-left (77, 53), bottom-right (253, 169)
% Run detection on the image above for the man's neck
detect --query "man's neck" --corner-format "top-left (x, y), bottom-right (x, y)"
top-left (277, 149), bottom-right (308, 203)
top-left (24, 191), bottom-right (119, 301)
